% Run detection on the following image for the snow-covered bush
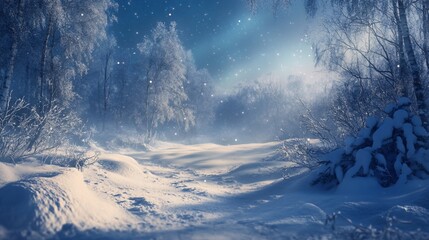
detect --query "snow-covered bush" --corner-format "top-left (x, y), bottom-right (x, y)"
top-left (0, 99), bottom-right (35, 162)
top-left (0, 99), bottom-right (85, 164)
top-left (314, 97), bottom-right (429, 187)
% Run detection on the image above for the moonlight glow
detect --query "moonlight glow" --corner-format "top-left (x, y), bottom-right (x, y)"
top-left (113, 0), bottom-right (316, 92)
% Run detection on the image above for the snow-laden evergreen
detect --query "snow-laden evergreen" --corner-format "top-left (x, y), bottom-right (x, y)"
top-left (314, 97), bottom-right (429, 187)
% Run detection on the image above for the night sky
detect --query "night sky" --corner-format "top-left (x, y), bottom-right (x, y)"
top-left (112, 0), bottom-right (315, 91)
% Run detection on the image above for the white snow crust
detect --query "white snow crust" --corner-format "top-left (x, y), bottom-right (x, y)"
top-left (0, 141), bottom-right (428, 239)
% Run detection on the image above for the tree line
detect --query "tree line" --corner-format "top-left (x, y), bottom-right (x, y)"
top-left (0, 1), bottom-right (218, 161)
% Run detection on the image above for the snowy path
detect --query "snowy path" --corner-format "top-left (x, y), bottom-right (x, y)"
top-left (1, 141), bottom-right (429, 239)
top-left (83, 141), bottom-right (294, 239)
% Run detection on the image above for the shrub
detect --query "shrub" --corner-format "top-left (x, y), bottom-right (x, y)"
top-left (314, 97), bottom-right (429, 187)
top-left (0, 98), bottom-right (86, 167)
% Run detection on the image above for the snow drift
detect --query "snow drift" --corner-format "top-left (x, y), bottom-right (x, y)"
top-left (0, 166), bottom-right (136, 239)
top-left (0, 141), bottom-right (428, 239)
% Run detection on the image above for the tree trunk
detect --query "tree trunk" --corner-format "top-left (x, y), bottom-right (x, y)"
top-left (102, 52), bottom-right (111, 131)
top-left (118, 72), bottom-right (126, 124)
top-left (398, 0), bottom-right (428, 130)
top-left (0, 40), bottom-right (18, 112)
top-left (39, 17), bottom-right (54, 113)
top-left (392, 0), bottom-right (409, 97)
top-left (144, 64), bottom-right (153, 140)
top-left (47, 26), bottom-right (57, 110)
top-left (0, 0), bottom-right (24, 115)
top-left (423, 0), bottom-right (429, 71)
top-left (25, 60), bottom-right (30, 100)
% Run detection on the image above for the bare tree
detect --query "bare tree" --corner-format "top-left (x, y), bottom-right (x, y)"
top-left (246, 0), bottom-right (429, 144)
top-left (302, 0), bottom-right (429, 137)
top-left (96, 36), bottom-right (116, 130)
top-left (397, 0), bottom-right (428, 129)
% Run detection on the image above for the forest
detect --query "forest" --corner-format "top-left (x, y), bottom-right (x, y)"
top-left (0, 0), bottom-right (429, 239)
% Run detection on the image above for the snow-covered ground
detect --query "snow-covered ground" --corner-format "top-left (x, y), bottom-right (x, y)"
top-left (0, 141), bottom-right (428, 239)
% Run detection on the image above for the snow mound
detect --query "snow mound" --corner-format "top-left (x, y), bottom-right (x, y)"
top-left (98, 154), bottom-right (142, 177)
top-left (0, 163), bottom-right (19, 185)
top-left (0, 169), bottom-right (136, 238)
top-left (387, 205), bottom-right (429, 228)
top-left (0, 162), bottom-right (61, 186)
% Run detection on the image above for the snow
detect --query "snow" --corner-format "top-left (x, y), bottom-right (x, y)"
top-left (394, 153), bottom-right (404, 176)
top-left (412, 115), bottom-right (423, 126)
top-left (414, 125), bottom-right (429, 137)
top-left (0, 141), bottom-right (429, 239)
top-left (324, 148), bottom-right (344, 166)
top-left (383, 102), bottom-right (396, 114)
top-left (414, 148), bottom-right (429, 172)
top-left (403, 123), bottom-right (416, 158)
top-left (334, 165), bottom-right (343, 183)
top-left (372, 117), bottom-right (394, 149)
top-left (396, 136), bottom-right (406, 153)
top-left (398, 97), bottom-right (412, 107)
top-left (344, 136), bottom-right (355, 154)
top-left (393, 109), bottom-right (408, 128)
top-left (344, 147), bottom-right (372, 179)
top-left (322, 101), bottom-right (429, 189)
top-left (365, 116), bottom-right (378, 129)
top-left (398, 163), bottom-right (412, 184)
top-left (0, 164), bottom-right (137, 238)
top-left (411, 113), bottom-right (428, 137)
top-left (374, 153), bottom-right (386, 168)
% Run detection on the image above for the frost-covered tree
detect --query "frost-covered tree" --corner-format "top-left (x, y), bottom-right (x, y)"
top-left (28, 0), bottom-right (115, 151)
top-left (0, 0), bottom-right (25, 114)
top-left (35, 0), bottom-right (116, 110)
top-left (0, 0), bottom-right (116, 112)
top-left (137, 22), bottom-right (195, 141)
top-left (184, 52), bottom-right (216, 135)
top-left (76, 35), bottom-right (117, 130)
top-left (0, 0), bottom-right (116, 160)
top-left (110, 49), bottom-right (140, 127)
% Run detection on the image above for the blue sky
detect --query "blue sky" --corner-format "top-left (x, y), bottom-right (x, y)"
top-left (112, 0), bottom-right (315, 91)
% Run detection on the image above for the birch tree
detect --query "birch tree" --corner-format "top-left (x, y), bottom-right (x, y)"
top-left (0, 0), bottom-right (25, 114)
top-left (0, 0), bottom-right (116, 112)
top-left (184, 52), bottom-right (215, 134)
top-left (0, 0), bottom-right (116, 157)
top-left (137, 22), bottom-right (195, 141)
